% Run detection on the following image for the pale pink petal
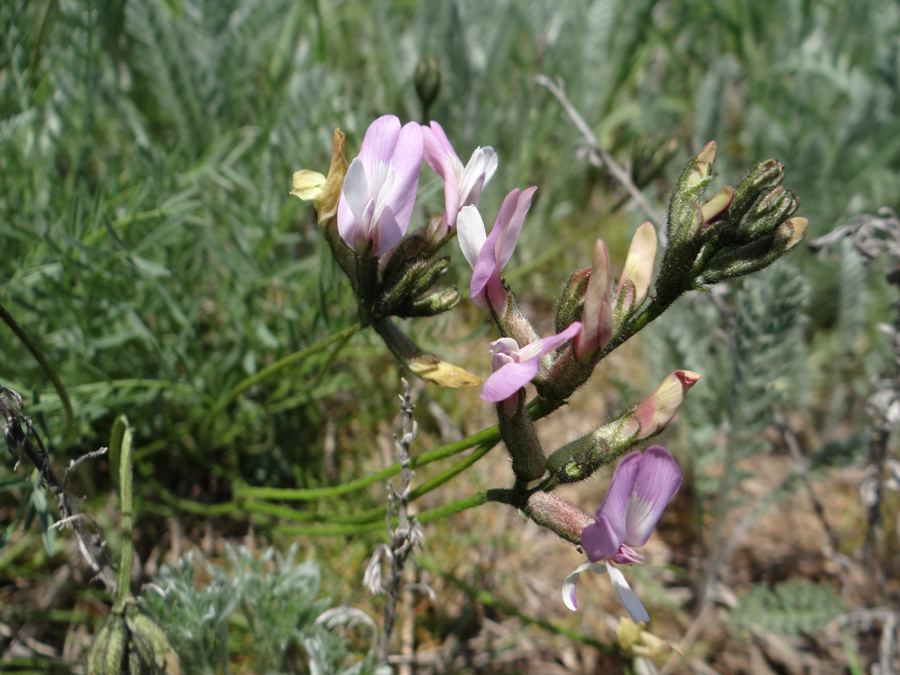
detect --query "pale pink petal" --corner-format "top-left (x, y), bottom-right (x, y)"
top-left (481, 360), bottom-right (542, 402)
top-left (385, 121), bottom-right (424, 235)
top-left (517, 321), bottom-right (582, 362)
top-left (622, 446), bottom-right (682, 548)
top-left (421, 121), bottom-right (456, 177)
top-left (607, 565), bottom-right (650, 623)
top-left (469, 188), bottom-right (528, 309)
top-left (357, 115), bottom-right (400, 169)
top-left (496, 186), bottom-right (536, 271)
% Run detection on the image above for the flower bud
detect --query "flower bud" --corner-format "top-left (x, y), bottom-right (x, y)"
top-left (699, 185), bottom-right (734, 229)
top-left (555, 266), bottom-right (591, 335)
top-left (415, 56), bottom-right (441, 113)
top-left (619, 370), bottom-right (701, 439)
top-left (614, 222), bottom-right (657, 315)
top-left (778, 216), bottom-right (808, 251)
top-left (574, 239), bottom-right (612, 360)
top-left (525, 491), bottom-right (593, 545)
top-left (684, 141), bottom-right (716, 189)
top-left (403, 287), bottom-right (461, 317)
top-left (738, 186), bottom-right (799, 240)
top-left (729, 158), bottom-right (784, 223)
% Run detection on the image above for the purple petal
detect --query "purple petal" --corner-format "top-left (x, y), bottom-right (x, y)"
top-left (591, 451), bottom-right (642, 550)
top-left (581, 514), bottom-right (623, 562)
top-left (469, 189), bottom-right (519, 304)
top-left (385, 121), bottom-right (424, 236)
top-left (481, 359), bottom-right (542, 402)
top-left (517, 321), bottom-right (581, 362)
top-left (607, 565), bottom-right (650, 623)
top-left (622, 446), bottom-right (682, 548)
top-left (357, 115), bottom-right (401, 169)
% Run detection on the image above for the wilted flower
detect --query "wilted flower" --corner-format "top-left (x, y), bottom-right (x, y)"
top-left (458, 186), bottom-right (537, 312)
top-left (291, 129), bottom-right (349, 224)
top-left (422, 121), bottom-right (498, 235)
top-left (482, 322), bottom-right (581, 402)
top-left (337, 115), bottom-right (424, 256)
top-left (563, 446), bottom-right (682, 622)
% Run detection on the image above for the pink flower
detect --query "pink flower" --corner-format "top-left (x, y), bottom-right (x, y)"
top-left (422, 121), bottom-right (498, 234)
top-left (458, 187), bottom-right (537, 312)
top-left (481, 322), bottom-right (582, 402)
top-left (337, 115), bottom-right (424, 256)
top-left (563, 446), bottom-right (682, 622)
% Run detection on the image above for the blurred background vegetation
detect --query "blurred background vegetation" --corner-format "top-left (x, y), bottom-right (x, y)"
top-left (1, 0), bottom-right (899, 672)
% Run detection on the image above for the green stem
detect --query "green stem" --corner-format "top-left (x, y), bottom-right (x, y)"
top-left (272, 488), bottom-right (508, 536)
top-left (111, 417), bottom-right (134, 610)
top-left (212, 322), bottom-right (363, 414)
top-left (240, 441), bottom-right (499, 526)
top-left (237, 422), bottom-right (503, 502)
top-left (0, 301), bottom-right (74, 446)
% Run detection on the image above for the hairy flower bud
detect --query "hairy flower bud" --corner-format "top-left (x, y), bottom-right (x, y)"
top-left (525, 491), bottom-right (593, 544)
top-left (619, 370), bottom-right (701, 439)
top-left (555, 266), bottom-right (591, 335)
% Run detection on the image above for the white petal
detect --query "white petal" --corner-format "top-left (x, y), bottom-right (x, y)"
top-left (342, 158), bottom-right (370, 223)
top-left (561, 561), bottom-right (606, 612)
top-left (457, 205), bottom-right (486, 269)
top-left (607, 565), bottom-right (650, 623)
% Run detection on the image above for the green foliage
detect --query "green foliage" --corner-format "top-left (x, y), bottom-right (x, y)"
top-left (140, 544), bottom-right (380, 674)
top-left (727, 579), bottom-right (844, 636)
top-left (648, 263), bottom-right (810, 500)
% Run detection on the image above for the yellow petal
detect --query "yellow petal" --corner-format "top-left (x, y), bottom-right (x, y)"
top-left (290, 170), bottom-right (326, 201)
top-left (409, 356), bottom-right (483, 388)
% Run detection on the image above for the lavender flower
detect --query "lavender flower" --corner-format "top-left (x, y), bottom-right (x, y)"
top-left (481, 322), bottom-right (581, 402)
top-left (563, 446), bottom-right (682, 622)
top-left (422, 121), bottom-right (498, 234)
top-left (337, 115), bottom-right (424, 256)
top-left (458, 187), bottom-right (537, 312)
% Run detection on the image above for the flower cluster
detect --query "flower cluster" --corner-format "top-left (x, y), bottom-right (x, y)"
top-left (292, 114), bottom-right (807, 625)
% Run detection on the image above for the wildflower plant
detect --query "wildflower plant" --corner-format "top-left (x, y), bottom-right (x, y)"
top-left (290, 112), bottom-right (808, 635)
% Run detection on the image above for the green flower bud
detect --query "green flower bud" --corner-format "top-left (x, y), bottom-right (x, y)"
top-left (87, 614), bottom-right (127, 675)
top-left (729, 158), bottom-right (784, 223)
top-left (401, 287), bottom-right (461, 317)
top-left (555, 266), bottom-right (591, 335)
top-left (415, 56), bottom-right (441, 113)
